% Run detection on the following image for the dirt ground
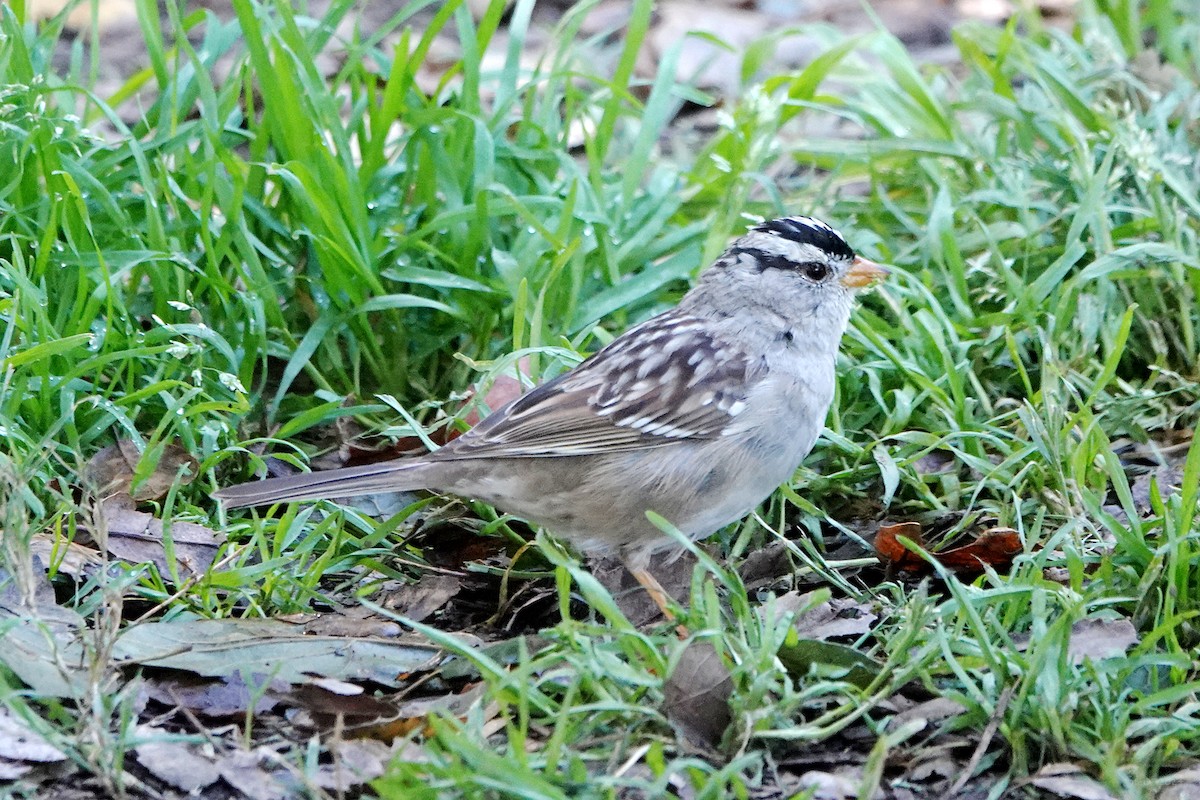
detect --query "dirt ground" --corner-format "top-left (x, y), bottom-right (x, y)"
top-left (28, 0), bottom-right (1074, 123)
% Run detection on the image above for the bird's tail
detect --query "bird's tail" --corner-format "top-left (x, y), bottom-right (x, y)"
top-left (213, 459), bottom-right (438, 509)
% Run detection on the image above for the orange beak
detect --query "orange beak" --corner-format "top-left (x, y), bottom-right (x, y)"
top-left (840, 256), bottom-right (890, 289)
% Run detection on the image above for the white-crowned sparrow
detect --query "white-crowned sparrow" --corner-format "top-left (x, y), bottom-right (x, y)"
top-left (216, 216), bottom-right (886, 610)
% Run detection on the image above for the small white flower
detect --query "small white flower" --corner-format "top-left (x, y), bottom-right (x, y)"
top-left (167, 341), bottom-right (193, 359)
top-left (219, 372), bottom-right (246, 394)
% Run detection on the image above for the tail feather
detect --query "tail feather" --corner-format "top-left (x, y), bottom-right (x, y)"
top-left (213, 459), bottom-right (436, 509)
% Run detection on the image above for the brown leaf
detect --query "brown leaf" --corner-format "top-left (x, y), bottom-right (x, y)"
top-left (1066, 618), bottom-right (1139, 663)
top-left (645, 2), bottom-right (782, 94)
top-left (349, 370), bottom-right (531, 462)
top-left (937, 527), bottom-right (1022, 572)
top-left (301, 607), bottom-right (403, 638)
top-left (874, 521), bottom-right (926, 570)
top-left (1029, 763), bottom-right (1118, 800)
top-left (97, 497), bottom-right (225, 579)
top-left (875, 524), bottom-right (1022, 576)
top-left (738, 540), bottom-right (793, 589)
top-left (349, 683), bottom-right (489, 741)
top-left (662, 640), bottom-right (732, 753)
top-left (142, 670), bottom-right (287, 718)
top-left (27, 0), bottom-right (136, 34)
top-left (28, 533), bottom-right (103, 580)
top-left (787, 592), bottom-right (878, 641)
top-left (594, 551), bottom-right (696, 627)
top-left (888, 696), bottom-right (968, 730)
top-left (913, 449), bottom-right (957, 475)
top-left (286, 681), bottom-right (404, 732)
top-left (1130, 465), bottom-right (1185, 513)
top-left (460, 372), bottom-right (527, 429)
top-left (84, 440), bottom-right (197, 501)
top-left (132, 726), bottom-right (221, 793)
top-left (378, 574), bottom-right (463, 624)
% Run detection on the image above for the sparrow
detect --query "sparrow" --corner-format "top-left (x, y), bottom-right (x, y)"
top-left (216, 216), bottom-right (887, 613)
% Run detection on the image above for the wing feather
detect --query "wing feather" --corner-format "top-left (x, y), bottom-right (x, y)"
top-left (433, 311), bottom-right (763, 460)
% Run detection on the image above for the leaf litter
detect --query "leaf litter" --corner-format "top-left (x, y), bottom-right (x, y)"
top-left (78, 439), bottom-right (226, 579)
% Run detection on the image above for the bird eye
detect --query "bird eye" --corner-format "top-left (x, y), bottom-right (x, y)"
top-left (801, 262), bottom-right (830, 282)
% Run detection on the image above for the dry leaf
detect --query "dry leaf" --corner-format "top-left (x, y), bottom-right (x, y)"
top-left (1158, 767), bottom-right (1200, 800)
top-left (379, 575), bottom-right (463, 624)
top-left (350, 369), bottom-right (530, 462)
top-left (663, 640), bottom-right (732, 753)
top-left (1130, 465), bottom-right (1185, 513)
top-left (937, 528), bottom-right (1022, 571)
top-left (907, 754), bottom-right (960, 782)
top-left (215, 749), bottom-right (288, 800)
top-left (460, 371), bottom-right (527, 429)
top-left (1029, 763), bottom-right (1118, 800)
top-left (302, 607), bottom-right (403, 638)
top-left (913, 449), bottom-right (957, 475)
top-left (1011, 618), bottom-right (1139, 664)
top-left (0, 761), bottom-right (29, 780)
top-left (312, 739), bottom-right (419, 791)
top-left (28, 533), bottom-right (103, 580)
top-left (795, 769), bottom-right (864, 800)
top-left (0, 603), bottom-right (90, 698)
top-left (875, 523), bottom-right (1022, 576)
top-left (594, 551), bottom-right (696, 627)
top-left (874, 521), bottom-right (925, 568)
top-left (644, 2), bottom-right (820, 94)
top-left (738, 540), bottom-right (795, 589)
top-left (132, 726), bottom-right (221, 793)
top-left (888, 697), bottom-right (968, 730)
top-left (346, 683), bottom-right (490, 741)
top-left (112, 618), bottom-right (442, 687)
top-left (286, 682), bottom-right (404, 732)
top-left (26, 0), bottom-right (136, 32)
top-left (85, 440), bottom-right (197, 501)
top-left (787, 592), bottom-right (877, 641)
top-left (1066, 618), bottom-right (1139, 663)
top-left (0, 561), bottom-right (58, 610)
top-left (142, 670), bottom-right (286, 718)
top-left (0, 708), bottom-right (66, 775)
top-left (97, 496), bottom-right (225, 579)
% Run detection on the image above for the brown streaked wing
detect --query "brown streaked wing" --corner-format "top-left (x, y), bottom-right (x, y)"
top-left (433, 312), bottom-right (763, 459)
